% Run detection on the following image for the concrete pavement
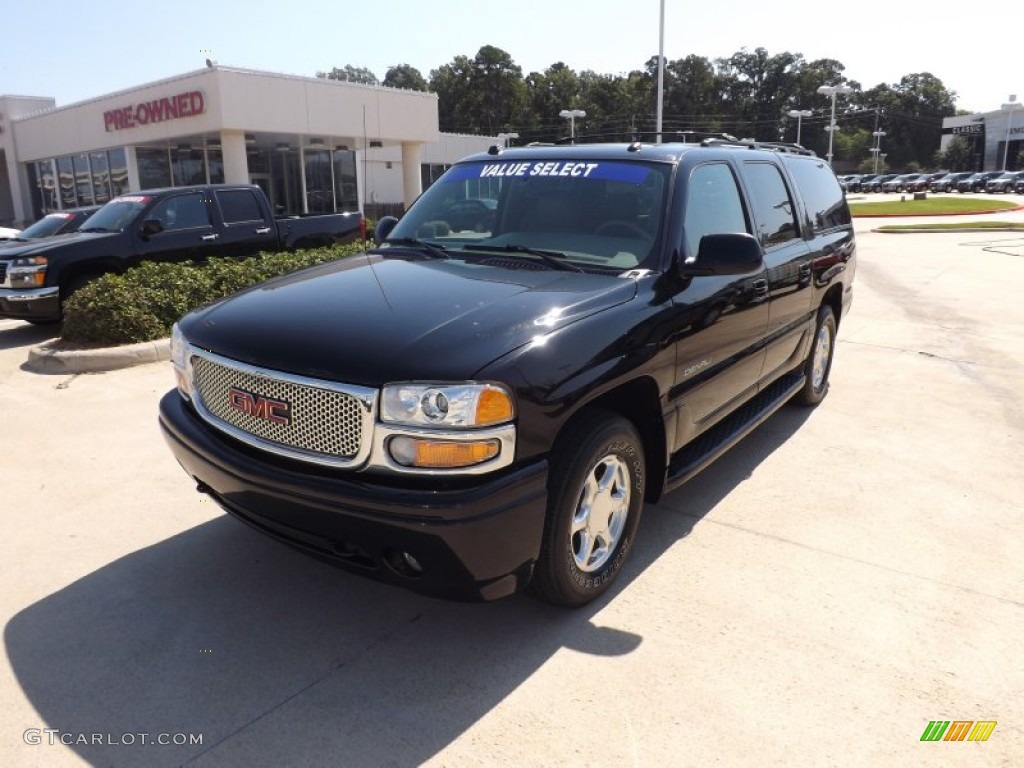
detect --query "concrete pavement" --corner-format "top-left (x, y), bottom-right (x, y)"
top-left (1, 216), bottom-right (1021, 767)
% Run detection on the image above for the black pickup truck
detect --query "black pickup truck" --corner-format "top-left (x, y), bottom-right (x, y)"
top-left (0, 184), bottom-right (363, 324)
top-left (160, 140), bottom-right (856, 607)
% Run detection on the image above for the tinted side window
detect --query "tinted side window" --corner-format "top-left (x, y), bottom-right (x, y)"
top-left (150, 193), bottom-right (212, 231)
top-left (683, 163), bottom-right (749, 258)
top-left (217, 189), bottom-right (265, 224)
top-left (783, 157), bottom-right (851, 231)
top-left (743, 162), bottom-right (799, 247)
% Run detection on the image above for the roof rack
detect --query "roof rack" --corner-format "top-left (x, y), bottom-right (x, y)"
top-left (699, 137), bottom-right (817, 156)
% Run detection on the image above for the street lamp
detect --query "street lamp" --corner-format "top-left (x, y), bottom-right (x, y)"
top-left (1001, 95), bottom-right (1020, 171)
top-left (871, 130), bottom-right (886, 174)
top-left (559, 109), bottom-right (586, 140)
top-left (817, 84), bottom-right (853, 166)
top-left (787, 109), bottom-right (812, 145)
top-left (496, 132), bottom-right (519, 148)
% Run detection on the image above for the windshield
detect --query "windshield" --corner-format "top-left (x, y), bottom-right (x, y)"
top-left (17, 213), bottom-right (73, 239)
top-left (79, 196), bottom-right (151, 232)
top-left (386, 159), bottom-right (672, 271)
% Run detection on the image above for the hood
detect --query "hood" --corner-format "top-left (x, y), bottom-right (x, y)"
top-left (182, 252), bottom-right (638, 385)
top-left (0, 231), bottom-right (118, 259)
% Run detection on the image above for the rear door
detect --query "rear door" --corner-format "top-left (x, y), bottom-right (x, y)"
top-left (738, 159), bottom-right (813, 383)
top-left (213, 187), bottom-right (278, 257)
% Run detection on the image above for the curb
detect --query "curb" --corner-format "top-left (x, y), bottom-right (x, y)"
top-left (852, 204), bottom-right (1024, 218)
top-left (872, 227), bottom-right (1024, 234)
top-left (26, 338), bottom-right (170, 374)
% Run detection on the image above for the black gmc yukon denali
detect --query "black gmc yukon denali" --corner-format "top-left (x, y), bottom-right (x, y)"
top-left (0, 184), bottom-right (362, 324)
top-left (159, 140), bottom-right (856, 607)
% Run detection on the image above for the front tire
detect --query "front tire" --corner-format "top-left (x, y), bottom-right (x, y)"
top-left (530, 412), bottom-right (645, 607)
top-left (793, 304), bottom-right (837, 407)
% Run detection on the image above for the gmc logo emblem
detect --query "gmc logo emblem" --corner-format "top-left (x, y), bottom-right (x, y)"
top-left (227, 386), bottom-right (291, 426)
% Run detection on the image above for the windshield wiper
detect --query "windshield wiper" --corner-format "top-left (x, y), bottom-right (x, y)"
top-left (78, 227), bottom-right (112, 233)
top-left (376, 237), bottom-right (451, 259)
top-left (464, 244), bottom-right (585, 272)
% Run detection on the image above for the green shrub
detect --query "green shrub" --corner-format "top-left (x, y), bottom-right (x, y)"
top-left (61, 243), bottom-right (365, 346)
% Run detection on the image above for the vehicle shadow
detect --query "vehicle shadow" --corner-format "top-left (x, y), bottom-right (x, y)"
top-left (0, 322), bottom-right (57, 352)
top-left (5, 406), bottom-right (811, 767)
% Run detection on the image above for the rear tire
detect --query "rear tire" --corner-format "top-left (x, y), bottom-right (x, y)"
top-left (530, 411), bottom-right (645, 607)
top-left (793, 304), bottom-right (837, 407)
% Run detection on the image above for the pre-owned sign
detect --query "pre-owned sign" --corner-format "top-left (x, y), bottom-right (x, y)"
top-left (103, 91), bottom-right (205, 132)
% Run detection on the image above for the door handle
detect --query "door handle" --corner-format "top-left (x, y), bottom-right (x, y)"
top-left (255, 227), bottom-right (271, 234)
top-left (752, 278), bottom-right (769, 297)
top-left (201, 234), bottom-right (219, 242)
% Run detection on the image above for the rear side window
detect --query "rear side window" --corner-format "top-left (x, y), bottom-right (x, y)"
top-left (783, 157), bottom-right (851, 232)
top-left (216, 189), bottom-right (265, 224)
top-left (683, 163), bottom-right (749, 258)
top-left (743, 161), bottom-right (800, 247)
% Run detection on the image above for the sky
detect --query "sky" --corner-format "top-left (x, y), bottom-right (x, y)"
top-left (1, 0), bottom-right (1014, 116)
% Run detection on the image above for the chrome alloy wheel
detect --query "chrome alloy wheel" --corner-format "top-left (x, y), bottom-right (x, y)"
top-left (571, 454), bottom-right (631, 572)
top-left (812, 322), bottom-right (833, 391)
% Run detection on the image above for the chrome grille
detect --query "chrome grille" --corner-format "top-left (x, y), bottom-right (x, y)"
top-left (190, 352), bottom-right (375, 466)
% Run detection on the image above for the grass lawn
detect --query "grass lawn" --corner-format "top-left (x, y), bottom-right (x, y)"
top-left (875, 221), bottom-right (1024, 232)
top-left (848, 197), bottom-right (1020, 216)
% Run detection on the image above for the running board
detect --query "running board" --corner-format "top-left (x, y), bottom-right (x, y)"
top-left (664, 372), bottom-right (805, 493)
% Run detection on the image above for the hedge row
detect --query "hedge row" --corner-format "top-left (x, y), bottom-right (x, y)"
top-left (61, 242), bottom-right (367, 346)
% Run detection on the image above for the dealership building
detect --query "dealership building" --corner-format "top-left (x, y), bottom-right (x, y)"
top-left (0, 66), bottom-right (494, 228)
top-left (940, 100), bottom-right (1023, 171)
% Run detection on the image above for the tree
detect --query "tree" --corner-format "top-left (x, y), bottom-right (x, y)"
top-left (934, 136), bottom-right (973, 171)
top-left (383, 64), bottom-right (428, 91)
top-left (316, 65), bottom-right (379, 85)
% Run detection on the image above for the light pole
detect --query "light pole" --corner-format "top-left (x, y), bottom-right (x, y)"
top-left (1001, 95), bottom-right (1020, 171)
top-left (817, 84), bottom-right (853, 166)
top-left (871, 130), bottom-right (886, 174)
top-left (496, 132), bottom-right (519, 148)
top-left (656, 0), bottom-right (665, 142)
top-left (559, 109), bottom-right (586, 141)
top-left (787, 109), bottom-right (812, 145)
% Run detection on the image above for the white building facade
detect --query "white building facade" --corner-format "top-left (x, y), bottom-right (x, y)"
top-left (940, 101), bottom-right (1024, 171)
top-left (0, 67), bottom-right (496, 227)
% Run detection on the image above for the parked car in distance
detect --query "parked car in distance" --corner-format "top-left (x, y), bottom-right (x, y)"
top-left (984, 171), bottom-right (1024, 193)
top-left (930, 171), bottom-right (973, 192)
top-left (444, 198), bottom-right (498, 232)
top-left (0, 185), bottom-right (364, 324)
top-left (905, 172), bottom-right (947, 192)
top-left (0, 207), bottom-right (102, 247)
top-left (956, 171), bottom-right (1005, 192)
top-left (846, 173), bottom-right (877, 193)
top-left (881, 173), bottom-right (924, 193)
top-left (862, 173), bottom-right (898, 193)
top-left (1015, 176), bottom-right (1024, 194)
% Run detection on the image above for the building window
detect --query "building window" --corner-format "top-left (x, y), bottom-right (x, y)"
top-left (56, 156), bottom-right (76, 208)
top-left (421, 163), bottom-right (451, 192)
top-left (172, 148), bottom-right (207, 186)
top-left (137, 148), bottom-right (172, 188)
top-left (333, 150), bottom-right (358, 212)
top-left (305, 149), bottom-right (334, 213)
top-left (90, 151), bottom-right (111, 204)
top-left (108, 148), bottom-right (129, 196)
top-left (72, 154), bottom-right (94, 206)
top-left (207, 149), bottom-right (224, 184)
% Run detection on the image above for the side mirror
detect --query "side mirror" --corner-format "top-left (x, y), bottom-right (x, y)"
top-left (682, 233), bottom-right (764, 277)
top-left (140, 218), bottom-right (164, 237)
top-left (374, 215), bottom-right (399, 244)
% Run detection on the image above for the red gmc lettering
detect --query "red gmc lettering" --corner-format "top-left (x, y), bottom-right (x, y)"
top-left (228, 388), bottom-right (291, 425)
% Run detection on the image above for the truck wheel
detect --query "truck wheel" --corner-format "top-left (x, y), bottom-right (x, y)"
top-left (793, 304), bottom-right (837, 407)
top-left (530, 412), bottom-right (645, 607)
top-left (60, 273), bottom-right (99, 313)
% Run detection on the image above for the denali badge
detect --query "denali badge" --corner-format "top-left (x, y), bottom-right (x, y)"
top-left (227, 387), bottom-right (292, 426)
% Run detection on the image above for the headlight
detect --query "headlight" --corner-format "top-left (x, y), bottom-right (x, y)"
top-left (7, 255), bottom-right (47, 289)
top-left (380, 382), bottom-right (514, 428)
top-left (169, 322), bottom-right (192, 399)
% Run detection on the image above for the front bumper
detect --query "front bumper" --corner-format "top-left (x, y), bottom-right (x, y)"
top-left (159, 391), bottom-right (550, 601)
top-left (0, 286), bottom-right (60, 321)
